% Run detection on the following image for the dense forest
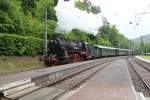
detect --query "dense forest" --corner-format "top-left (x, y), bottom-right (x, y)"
top-left (0, 0), bottom-right (57, 55)
top-left (0, 0), bottom-right (57, 37)
top-left (0, 0), bottom-right (131, 56)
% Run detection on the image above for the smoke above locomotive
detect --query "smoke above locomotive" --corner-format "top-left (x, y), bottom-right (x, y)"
top-left (55, 0), bottom-right (103, 34)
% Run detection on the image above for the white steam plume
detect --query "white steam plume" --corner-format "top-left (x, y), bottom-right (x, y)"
top-left (55, 0), bottom-right (103, 35)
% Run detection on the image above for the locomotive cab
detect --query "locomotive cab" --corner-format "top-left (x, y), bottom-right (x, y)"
top-left (47, 37), bottom-right (69, 65)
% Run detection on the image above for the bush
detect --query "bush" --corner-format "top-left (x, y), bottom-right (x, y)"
top-left (0, 33), bottom-right (44, 56)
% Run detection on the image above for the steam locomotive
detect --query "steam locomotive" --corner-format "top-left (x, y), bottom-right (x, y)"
top-left (40, 34), bottom-right (140, 66)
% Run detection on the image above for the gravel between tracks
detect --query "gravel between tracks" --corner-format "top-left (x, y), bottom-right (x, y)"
top-left (127, 59), bottom-right (150, 97)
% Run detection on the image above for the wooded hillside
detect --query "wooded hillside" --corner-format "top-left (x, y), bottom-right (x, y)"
top-left (0, 0), bottom-right (57, 55)
top-left (0, 0), bottom-right (130, 56)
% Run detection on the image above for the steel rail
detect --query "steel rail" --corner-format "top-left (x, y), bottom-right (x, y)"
top-left (50, 61), bottom-right (113, 100)
top-left (128, 58), bottom-right (150, 91)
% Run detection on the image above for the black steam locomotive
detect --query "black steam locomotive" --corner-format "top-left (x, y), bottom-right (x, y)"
top-left (40, 34), bottom-right (140, 66)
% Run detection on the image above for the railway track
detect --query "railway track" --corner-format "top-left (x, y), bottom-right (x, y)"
top-left (134, 57), bottom-right (150, 71)
top-left (128, 58), bottom-right (150, 96)
top-left (0, 57), bottom-right (117, 100)
top-left (20, 59), bottom-right (112, 100)
top-left (51, 61), bottom-right (112, 100)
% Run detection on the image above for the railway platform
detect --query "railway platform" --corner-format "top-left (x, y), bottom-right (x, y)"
top-left (0, 59), bottom-right (99, 86)
top-left (135, 56), bottom-right (150, 64)
top-left (1, 57), bottom-right (149, 100)
top-left (65, 59), bottom-right (142, 100)
top-left (0, 57), bottom-right (118, 99)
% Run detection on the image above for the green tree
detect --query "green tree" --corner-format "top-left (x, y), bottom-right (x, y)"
top-left (117, 34), bottom-right (129, 48)
top-left (54, 0), bottom-right (59, 6)
top-left (87, 34), bottom-right (97, 44)
top-left (108, 25), bottom-right (120, 47)
top-left (98, 38), bottom-right (111, 46)
top-left (75, 0), bottom-right (101, 14)
top-left (22, 12), bottom-right (45, 38)
top-left (0, 0), bottom-right (58, 56)
top-left (21, 0), bottom-right (37, 15)
top-left (0, 0), bottom-right (24, 33)
top-left (91, 6), bottom-right (101, 14)
top-left (64, 29), bottom-right (92, 43)
top-left (47, 20), bottom-right (57, 38)
top-left (97, 17), bottom-right (129, 48)
top-left (75, 0), bottom-right (88, 11)
top-left (0, 11), bottom-right (14, 33)
top-left (22, 13), bottom-right (35, 36)
top-left (35, 0), bottom-right (57, 20)
top-left (97, 17), bottom-right (110, 39)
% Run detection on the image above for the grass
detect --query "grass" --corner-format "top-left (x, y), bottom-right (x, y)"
top-left (141, 56), bottom-right (150, 60)
top-left (0, 56), bottom-right (46, 76)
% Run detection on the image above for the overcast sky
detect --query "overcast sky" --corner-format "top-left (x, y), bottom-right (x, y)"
top-left (55, 0), bottom-right (150, 39)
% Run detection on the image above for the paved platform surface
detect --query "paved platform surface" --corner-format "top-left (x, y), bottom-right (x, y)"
top-left (66, 59), bottom-right (136, 100)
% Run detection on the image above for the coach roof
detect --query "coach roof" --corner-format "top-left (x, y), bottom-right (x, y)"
top-left (94, 45), bottom-right (116, 50)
